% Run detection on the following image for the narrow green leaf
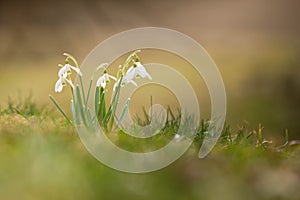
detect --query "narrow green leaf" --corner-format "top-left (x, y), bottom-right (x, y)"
top-left (94, 86), bottom-right (100, 117)
top-left (71, 99), bottom-right (79, 125)
top-left (102, 76), bottom-right (123, 131)
top-left (118, 98), bottom-right (130, 127)
top-left (109, 76), bottom-right (123, 130)
top-left (49, 95), bottom-right (72, 124)
top-left (85, 79), bottom-right (93, 106)
top-left (76, 86), bottom-right (87, 127)
top-left (98, 88), bottom-right (105, 124)
top-left (87, 108), bottom-right (92, 122)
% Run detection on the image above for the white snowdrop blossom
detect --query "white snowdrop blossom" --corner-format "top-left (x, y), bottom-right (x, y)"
top-left (55, 72), bottom-right (74, 92)
top-left (113, 61), bottom-right (152, 91)
top-left (125, 62), bottom-right (152, 81)
top-left (58, 63), bottom-right (82, 77)
top-left (96, 71), bottom-right (116, 88)
top-left (113, 76), bottom-right (137, 91)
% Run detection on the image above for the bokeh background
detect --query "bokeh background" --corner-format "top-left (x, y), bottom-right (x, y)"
top-left (0, 0), bottom-right (299, 139)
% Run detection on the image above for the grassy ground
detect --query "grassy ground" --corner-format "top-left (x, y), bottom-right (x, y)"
top-left (0, 96), bottom-right (300, 200)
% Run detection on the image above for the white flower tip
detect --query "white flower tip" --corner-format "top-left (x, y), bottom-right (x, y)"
top-left (55, 87), bottom-right (62, 93)
top-left (175, 134), bottom-right (181, 140)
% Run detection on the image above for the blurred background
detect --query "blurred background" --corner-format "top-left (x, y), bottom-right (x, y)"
top-left (0, 0), bottom-right (299, 139)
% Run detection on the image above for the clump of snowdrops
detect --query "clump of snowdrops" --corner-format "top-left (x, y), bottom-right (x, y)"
top-left (49, 50), bottom-right (152, 132)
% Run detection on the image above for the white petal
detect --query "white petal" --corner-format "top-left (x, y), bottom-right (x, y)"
top-left (103, 74), bottom-right (110, 82)
top-left (65, 78), bottom-right (74, 89)
top-left (108, 74), bottom-right (117, 81)
top-left (101, 81), bottom-right (107, 88)
top-left (136, 62), bottom-right (145, 69)
top-left (96, 76), bottom-right (104, 87)
top-left (174, 134), bottom-right (181, 140)
top-left (69, 64), bottom-right (82, 76)
top-left (55, 77), bottom-right (64, 92)
top-left (58, 65), bottom-right (68, 77)
top-left (125, 67), bottom-right (136, 81)
top-left (136, 63), bottom-right (152, 80)
top-left (113, 81), bottom-right (119, 91)
top-left (144, 71), bottom-right (152, 80)
top-left (62, 72), bottom-right (68, 78)
top-left (129, 79), bottom-right (137, 86)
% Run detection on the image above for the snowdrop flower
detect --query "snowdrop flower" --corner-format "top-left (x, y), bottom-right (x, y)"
top-left (113, 61), bottom-right (151, 91)
top-left (55, 72), bottom-right (74, 92)
top-left (58, 63), bottom-right (82, 77)
top-left (125, 61), bottom-right (152, 81)
top-left (113, 75), bottom-right (137, 91)
top-left (96, 70), bottom-right (116, 89)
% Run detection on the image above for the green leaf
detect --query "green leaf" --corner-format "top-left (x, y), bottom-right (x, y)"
top-left (76, 86), bottom-right (87, 127)
top-left (49, 95), bottom-right (72, 124)
top-left (71, 99), bottom-right (79, 125)
top-left (109, 76), bottom-right (123, 130)
top-left (102, 76), bottom-right (123, 131)
top-left (118, 98), bottom-right (130, 127)
top-left (94, 87), bottom-right (100, 117)
top-left (98, 88), bottom-right (106, 125)
top-left (99, 90), bottom-right (106, 123)
top-left (87, 108), bottom-right (92, 122)
top-left (85, 79), bottom-right (93, 106)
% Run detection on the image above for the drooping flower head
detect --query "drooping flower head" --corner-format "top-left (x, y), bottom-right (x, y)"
top-left (58, 63), bottom-right (82, 77)
top-left (96, 70), bottom-right (116, 89)
top-left (55, 72), bottom-right (74, 92)
top-left (125, 58), bottom-right (152, 81)
top-left (54, 57), bottom-right (82, 93)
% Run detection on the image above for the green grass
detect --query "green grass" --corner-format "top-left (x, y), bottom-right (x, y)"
top-left (0, 97), bottom-right (300, 200)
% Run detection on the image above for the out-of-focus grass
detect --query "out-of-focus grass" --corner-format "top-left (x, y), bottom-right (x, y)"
top-left (0, 97), bottom-right (300, 200)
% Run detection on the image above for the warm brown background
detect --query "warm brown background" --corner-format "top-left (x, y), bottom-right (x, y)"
top-left (0, 0), bottom-right (299, 139)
